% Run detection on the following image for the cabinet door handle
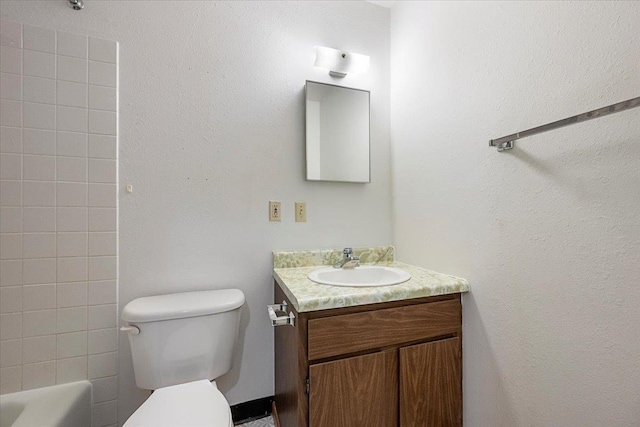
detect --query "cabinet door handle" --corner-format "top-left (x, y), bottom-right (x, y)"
top-left (268, 302), bottom-right (295, 327)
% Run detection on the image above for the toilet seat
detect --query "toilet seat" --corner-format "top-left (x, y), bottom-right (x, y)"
top-left (123, 380), bottom-right (233, 427)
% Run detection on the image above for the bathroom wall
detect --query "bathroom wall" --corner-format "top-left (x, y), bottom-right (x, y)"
top-left (0, 1), bottom-right (391, 425)
top-left (0, 19), bottom-right (119, 427)
top-left (390, 1), bottom-right (640, 426)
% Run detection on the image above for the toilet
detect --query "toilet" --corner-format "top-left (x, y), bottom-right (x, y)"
top-left (120, 289), bottom-right (245, 427)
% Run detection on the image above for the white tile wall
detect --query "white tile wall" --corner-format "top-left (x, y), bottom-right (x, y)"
top-left (57, 131), bottom-right (87, 157)
top-left (22, 309), bottom-right (56, 337)
top-left (57, 282), bottom-right (88, 307)
top-left (0, 339), bottom-right (22, 367)
top-left (88, 351), bottom-right (117, 379)
top-left (57, 257), bottom-right (88, 283)
top-left (57, 207), bottom-right (88, 232)
top-left (0, 365), bottom-right (22, 394)
top-left (23, 233), bottom-right (56, 258)
top-left (89, 38), bottom-right (117, 64)
top-left (23, 50), bottom-right (55, 79)
top-left (56, 355), bottom-right (87, 383)
top-left (57, 80), bottom-right (88, 108)
top-left (0, 208), bottom-right (22, 232)
top-left (0, 313), bottom-right (22, 340)
top-left (1, 100), bottom-right (22, 126)
top-left (23, 155), bottom-right (56, 181)
top-left (0, 127), bottom-right (22, 153)
top-left (87, 280), bottom-right (116, 305)
top-left (23, 102), bottom-right (56, 129)
top-left (1, 73), bottom-right (22, 100)
top-left (0, 20), bottom-right (22, 48)
top-left (0, 234), bottom-right (22, 259)
top-left (58, 106), bottom-right (88, 133)
top-left (23, 181), bottom-right (56, 206)
top-left (22, 360), bottom-right (56, 390)
top-left (57, 232), bottom-right (88, 257)
top-left (23, 129), bottom-right (55, 155)
top-left (57, 32), bottom-right (87, 59)
top-left (23, 25), bottom-right (55, 54)
top-left (88, 232), bottom-right (116, 256)
top-left (88, 61), bottom-right (116, 88)
top-left (89, 86), bottom-right (116, 111)
top-left (57, 182), bottom-right (88, 207)
top-left (23, 76), bottom-right (55, 104)
top-left (57, 156), bottom-right (88, 182)
top-left (88, 135), bottom-right (115, 159)
top-left (22, 335), bottom-right (56, 364)
top-left (56, 331), bottom-right (87, 358)
top-left (92, 399), bottom-right (118, 427)
top-left (0, 181), bottom-right (21, 206)
top-left (0, 260), bottom-right (22, 286)
top-left (0, 47), bottom-right (22, 74)
top-left (88, 328), bottom-right (117, 354)
top-left (23, 207), bottom-right (56, 232)
top-left (0, 21), bottom-right (118, 426)
top-left (91, 375), bottom-right (117, 403)
top-left (0, 154), bottom-right (21, 179)
top-left (23, 258), bottom-right (56, 284)
top-left (57, 55), bottom-right (88, 83)
top-left (57, 306), bottom-right (87, 333)
top-left (22, 284), bottom-right (56, 311)
top-left (88, 304), bottom-right (117, 330)
top-left (89, 208), bottom-right (116, 231)
top-left (0, 287), bottom-right (22, 313)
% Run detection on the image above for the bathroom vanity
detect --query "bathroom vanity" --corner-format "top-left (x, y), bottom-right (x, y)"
top-left (271, 247), bottom-right (469, 427)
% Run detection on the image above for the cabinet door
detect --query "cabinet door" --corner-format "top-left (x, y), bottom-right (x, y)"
top-left (400, 338), bottom-right (462, 427)
top-left (309, 350), bottom-right (398, 427)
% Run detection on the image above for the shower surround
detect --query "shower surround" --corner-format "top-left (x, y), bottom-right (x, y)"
top-left (0, 20), bottom-right (119, 427)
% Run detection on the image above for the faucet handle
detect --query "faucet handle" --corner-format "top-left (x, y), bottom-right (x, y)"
top-left (343, 247), bottom-right (353, 256)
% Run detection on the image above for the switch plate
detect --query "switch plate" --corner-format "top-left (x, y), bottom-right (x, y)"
top-left (269, 201), bottom-right (282, 222)
top-left (295, 202), bottom-right (306, 222)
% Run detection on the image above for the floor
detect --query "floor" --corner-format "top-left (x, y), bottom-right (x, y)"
top-left (236, 415), bottom-right (275, 427)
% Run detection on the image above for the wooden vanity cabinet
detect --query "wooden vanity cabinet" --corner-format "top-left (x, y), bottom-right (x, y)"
top-left (273, 282), bottom-right (463, 427)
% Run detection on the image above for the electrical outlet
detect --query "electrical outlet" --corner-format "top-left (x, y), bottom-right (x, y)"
top-left (269, 201), bottom-right (282, 221)
top-left (295, 202), bottom-right (306, 222)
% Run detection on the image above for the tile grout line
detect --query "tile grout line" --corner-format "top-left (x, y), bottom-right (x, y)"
top-left (19, 22), bottom-right (25, 394)
top-left (53, 27), bottom-right (59, 389)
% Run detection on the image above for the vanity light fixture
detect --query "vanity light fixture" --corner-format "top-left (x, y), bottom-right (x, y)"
top-left (314, 46), bottom-right (370, 78)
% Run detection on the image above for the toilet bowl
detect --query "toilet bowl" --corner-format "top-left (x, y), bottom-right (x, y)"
top-left (120, 289), bottom-right (245, 427)
top-left (123, 380), bottom-right (232, 427)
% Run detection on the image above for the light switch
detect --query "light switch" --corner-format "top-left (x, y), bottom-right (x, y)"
top-left (295, 202), bottom-right (306, 222)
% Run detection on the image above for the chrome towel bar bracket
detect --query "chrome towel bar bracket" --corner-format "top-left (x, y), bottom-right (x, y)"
top-left (489, 96), bottom-right (640, 152)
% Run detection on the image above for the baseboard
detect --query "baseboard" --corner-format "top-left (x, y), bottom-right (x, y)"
top-left (231, 396), bottom-right (275, 425)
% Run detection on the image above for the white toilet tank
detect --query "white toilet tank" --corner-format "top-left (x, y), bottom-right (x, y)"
top-left (121, 289), bottom-right (245, 390)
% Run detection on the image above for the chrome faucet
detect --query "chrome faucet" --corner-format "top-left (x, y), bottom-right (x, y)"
top-left (334, 248), bottom-right (360, 269)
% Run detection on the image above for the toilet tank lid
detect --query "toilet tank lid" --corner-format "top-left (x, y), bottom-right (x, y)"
top-left (122, 289), bottom-right (245, 323)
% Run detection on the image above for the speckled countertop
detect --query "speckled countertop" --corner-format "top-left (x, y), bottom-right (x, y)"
top-left (273, 246), bottom-right (470, 312)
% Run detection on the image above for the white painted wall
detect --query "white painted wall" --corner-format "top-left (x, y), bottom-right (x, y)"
top-left (390, 1), bottom-right (640, 426)
top-left (1, 1), bottom-right (390, 425)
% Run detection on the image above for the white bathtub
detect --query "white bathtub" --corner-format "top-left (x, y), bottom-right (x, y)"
top-left (0, 381), bottom-right (91, 427)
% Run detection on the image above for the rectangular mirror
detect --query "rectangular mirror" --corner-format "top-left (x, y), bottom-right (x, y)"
top-left (305, 81), bottom-right (370, 183)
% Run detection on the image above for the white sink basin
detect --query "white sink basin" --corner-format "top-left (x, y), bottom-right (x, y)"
top-left (308, 266), bottom-right (411, 287)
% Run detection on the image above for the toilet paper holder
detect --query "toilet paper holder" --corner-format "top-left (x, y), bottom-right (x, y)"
top-left (268, 301), bottom-right (295, 327)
